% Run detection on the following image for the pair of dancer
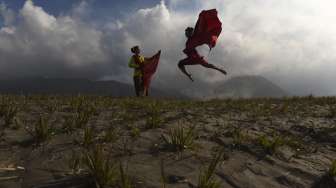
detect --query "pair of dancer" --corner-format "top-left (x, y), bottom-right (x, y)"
top-left (129, 9), bottom-right (227, 96)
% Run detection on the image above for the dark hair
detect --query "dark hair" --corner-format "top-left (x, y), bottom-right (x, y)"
top-left (131, 46), bottom-right (139, 53)
top-left (185, 27), bottom-right (194, 33)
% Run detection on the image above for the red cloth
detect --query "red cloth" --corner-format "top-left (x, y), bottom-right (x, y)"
top-left (180, 51), bottom-right (208, 65)
top-left (142, 50), bottom-right (161, 89)
top-left (186, 9), bottom-right (222, 50)
top-left (182, 9), bottom-right (222, 66)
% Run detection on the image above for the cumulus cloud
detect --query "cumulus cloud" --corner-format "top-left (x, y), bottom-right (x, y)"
top-left (100, 1), bottom-right (195, 86)
top-left (0, 0), bottom-right (335, 96)
top-left (196, 0), bottom-right (336, 95)
top-left (0, 0), bottom-right (106, 78)
top-left (106, 0), bottom-right (336, 95)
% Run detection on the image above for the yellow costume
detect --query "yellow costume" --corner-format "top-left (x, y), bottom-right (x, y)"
top-left (128, 55), bottom-right (145, 77)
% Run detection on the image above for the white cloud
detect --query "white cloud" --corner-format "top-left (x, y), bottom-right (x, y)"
top-left (0, 0), bottom-right (335, 95)
top-left (0, 0), bottom-right (106, 78)
top-left (167, 0), bottom-right (336, 95)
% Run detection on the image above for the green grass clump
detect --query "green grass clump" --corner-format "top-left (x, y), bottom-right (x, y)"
top-left (28, 116), bottom-right (52, 145)
top-left (0, 103), bottom-right (19, 127)
top-left (63, 116), bottom-right (76, 134)
top-left (145, 102), bottom-right (162, 129)
top-left (160, 159), bottom-right (167, 188)
top-left (284, 136), bottom-right (305, 152)
top-left (83, 145), bottom-right (117, 188)
top-left (258, 135), bottom-right (285, 155)
top-left (231, 127), bottom-right (248, 148)
top-left (162, 125), bottom-right (196, 152)
top-left (130, 126), bottom-right (140, 138)
top-left (45, 99), bottom-right (59, 113)
top-left (329, 160), bottom-right (336, 177)
top-left (197, 150), bottom-right (224, 188)
top-left (118, 162), bottom-right (133, 188)
top-left (83, 126), bottom-right (95, 148)
top-left (70, 96), bottom-right (87, 113)
top-left (74, 111), bottom-right (92, 128)
top-left (68, 150), bottom-right (82, 175)
top-left (12, 117), bottom-right (23, 130)
top-left (63, 110), bottom-right (92, 133)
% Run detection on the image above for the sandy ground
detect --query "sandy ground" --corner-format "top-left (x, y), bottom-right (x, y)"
top-left (0, 96), bottom-right (335, 188)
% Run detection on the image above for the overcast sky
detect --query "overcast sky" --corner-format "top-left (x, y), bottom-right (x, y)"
top-left (0, 0), bottom-right (335, 96)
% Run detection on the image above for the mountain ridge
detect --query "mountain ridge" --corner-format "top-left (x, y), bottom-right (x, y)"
top-left (0, 77), bottom-right (185, 98)
top-left (0, 75), bottom-right (288, 99)
top-left (181, 75), bottom-right (288, 99)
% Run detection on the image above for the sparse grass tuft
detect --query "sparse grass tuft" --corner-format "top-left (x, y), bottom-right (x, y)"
top-left (312, 159), bottom-right (336, 188)
top-left (83, 126), bottom-right (95, 148)
top-left (258, 135), bottom-right (285, 155)
top-left (162, 125), bottom-right (196, 152)
top-left (231, 127), bottom-right (248, 148)
top-left (83, 145), bottom-right (117, 188)
top-left (70, 96), bottom-right (87, 113)
top-left (130, 126), bottom-right (140, 138)
top-left (160, 159), bottom-right (167, 188)
top-left (145, 102), bottom-right (163, 129)
top-left (284, 136), bottom-right (305, 153)
top-left (68, 150), bottom-right (82, 175)
top-left (45, 99), bottom-right (59, 113)
top-left (12, 117), bottom-right (22, 130)
top-left (63, 116), bottom-right (76, 134)
top-left (74, 111), bottom-right (92, 129)
top-left (63, 110), bottom-right (92, 133)
top-left (197, 150), bottom-right (223, 188)
top-left (120, 138), bottom-right (134, 156)
top-left (119, 162), bottom-right (133, 188)
top-left (329, 160), bottom-right (336, 177)
top-left (0, 103), bottom-right (19, 127)
top-left (27, 116), bottom-right (53, 145)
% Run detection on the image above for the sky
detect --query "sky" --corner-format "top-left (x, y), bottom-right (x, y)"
top-left (0, 0), bottom-right (159, 18)
top-left (0, 0), bottom-right (336, 96)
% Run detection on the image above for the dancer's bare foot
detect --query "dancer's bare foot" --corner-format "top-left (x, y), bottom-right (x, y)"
top-left (187, 74), bottom-right (194, 82)
top-left (220, 69), bottom-right (227, 75)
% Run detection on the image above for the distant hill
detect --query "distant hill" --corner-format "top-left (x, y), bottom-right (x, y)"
top-left (213, 76), bottom-right (288, 98)
top-left (0, 77), bottom-right (185, 98)
top-left (0, 76), bottom-right (287, 99)
top-left (180, 75), bottom-right (288, 99)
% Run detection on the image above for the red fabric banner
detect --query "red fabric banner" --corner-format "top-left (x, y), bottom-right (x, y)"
top-left (143, 50), bottom-right (161, 89)
top-left (186, 9), bottom-right (222, 50)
